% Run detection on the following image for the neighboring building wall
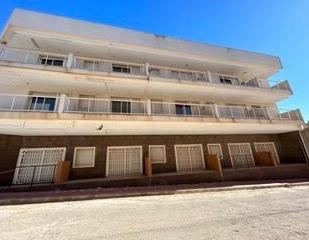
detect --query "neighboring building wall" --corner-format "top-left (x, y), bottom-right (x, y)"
top-left (301, 126), bottom-right (309, 159)
top-left (0, 133), bottom-right (307, 186)
top-left (0, 135), bottom-right (22, 185)
top-left (278, 131), bottom-right (308, 164)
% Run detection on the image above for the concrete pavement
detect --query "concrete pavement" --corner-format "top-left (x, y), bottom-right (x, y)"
top-left (1, 185), bottom-right (309, 239)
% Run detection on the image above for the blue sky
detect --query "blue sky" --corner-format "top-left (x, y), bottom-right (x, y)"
top-left (1, 0), bottom-right (308, 121)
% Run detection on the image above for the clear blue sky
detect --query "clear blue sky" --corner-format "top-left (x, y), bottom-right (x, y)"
top-left (1, 0), bottom-right (308, 121)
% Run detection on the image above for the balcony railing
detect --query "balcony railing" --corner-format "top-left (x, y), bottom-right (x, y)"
top-left (72, 56), bottom-right (145, 76)
top-left (0, 94), bottom-right (60, 112)
top-left (0, 47), bottom-right (292, 92)
top-left (64, 97), bottom-right (147, 115)
top-left (0, 94), bottom-right (303, 122)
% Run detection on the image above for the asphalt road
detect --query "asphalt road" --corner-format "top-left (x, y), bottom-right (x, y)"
top-left (1, 186), bottom-right (309, 240)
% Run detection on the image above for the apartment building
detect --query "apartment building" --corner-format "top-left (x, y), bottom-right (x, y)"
top-left (0, 9), bottom-right (308, 187)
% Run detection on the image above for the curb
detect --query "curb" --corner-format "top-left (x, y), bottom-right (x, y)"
top-left (1, 181), bottom-right (309, 206)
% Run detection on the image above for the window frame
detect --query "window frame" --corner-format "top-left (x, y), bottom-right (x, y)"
top-left (39, 55), bottom-right (65, 67)
top-left (149, 145), bottom-right (167, 164)
top-left (227, 143), bottom-right (254, 168)
top-left (73, 147), bottom-right (96, 168)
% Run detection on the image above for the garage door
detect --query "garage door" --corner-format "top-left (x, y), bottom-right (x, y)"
top-left (13, 148), bottom-right (66, 184)
top-left (175, 144), bottom-right (205, 172)
top-left (106, 146), bottom-right (143, 177)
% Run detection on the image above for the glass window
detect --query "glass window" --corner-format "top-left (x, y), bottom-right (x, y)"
top-left (111, 100), bottom-right (131, 113)
top-left (149, 145), bottom-right (166, 163)
top-left (175, 104), bottom-right (192, 115)
top-left (73, 147), bottom-right (96, 168)
top-left (112, 64), bottom-right (130, 73)
top-left (30, 97), bottom-right (56, 111)
top-left (40, 56), bottom-right (64, 67)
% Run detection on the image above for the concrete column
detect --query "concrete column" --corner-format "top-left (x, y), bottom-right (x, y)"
top-left (146, 99), bottom-right (152, 116)
top-left (207, 71), bottom-right (212, 83)
top-left (145, 62), bottom-right (150, 77)
top-left (58, 94), bottom-right (67, 114)
top-left (66, 53), bottom-right (74, 69)
top-left (213, 104), bottom-right (219, 118)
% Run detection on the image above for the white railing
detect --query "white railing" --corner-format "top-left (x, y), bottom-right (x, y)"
top-left (149, 65), bottom-right (208, 82)
top-left (64, 97), bottom-right (147, 115)
top-left (151, 101), bottom-right (215, 117)
top-left (0, 47), bottom-right (292, 91)
top-left (72, 56), bottom-right (145, 76)
top-left (0, 94), bottom-right (59, 112)
top-left (0, 47), bottom-right (68, 67)
top-left (0, 94), bottom-right (302, 121)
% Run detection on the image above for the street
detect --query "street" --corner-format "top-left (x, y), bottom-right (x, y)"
top-left (1, 186), bottom-right (309, 240)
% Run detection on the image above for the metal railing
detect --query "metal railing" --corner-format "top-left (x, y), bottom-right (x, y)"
top-left (0, 47), bottom-right (68, 66)
top-left (149, 65), bottom-right (208, 82)
top-left (0, 93), bottom-right (302, 121)
top-left (72, 56), bottom-right (145, 76)
top-left (0, 93), bottom-right (59, 112)
top-left (151, 101), bottom-right (215, 117)
top-left (13, 164), bottom-right (57, 185)
top-left (0, 93), bottom-right (303, 121)
top-left (0, 47), bottom-right (292, 92)
top-left (64, 97), bottom-right (148, 115)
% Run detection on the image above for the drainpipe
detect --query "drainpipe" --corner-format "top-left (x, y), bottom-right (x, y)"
top-left (299, 130), bottom-right (309, 165)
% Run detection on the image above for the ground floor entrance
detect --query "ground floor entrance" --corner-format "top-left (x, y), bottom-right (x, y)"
top-left (0, 132), bottom-right (307, 186)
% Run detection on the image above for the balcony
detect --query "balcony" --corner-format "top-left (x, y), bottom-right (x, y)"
top-left (0, 47), bottom-right (292, 93)
top-left (0, 94), bottom-right (303, 122)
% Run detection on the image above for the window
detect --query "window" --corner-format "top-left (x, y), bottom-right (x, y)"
top-left (111, 100), bottom-right (131, 113)
top-left (13, 148), bottom-right (66, 184)
top-left (228, 143), bottom-right (255, 168)
top-left (175, 104), bottom-right (192, 115)
top-left (106, 146), bottom-right (143, 177)
top-left (73, 147), bottom-right (96, 168)
top-left (149, 145), bottom-right (166, 163)
top-left (220, 76), bottom-right (238, 85)
top-left (112, 64), bottom-right (130, 73)
top-left (29, 96), bottom-right (56, 111)
top-left (40, 56), bottom-right (64, 67)
top-left (175, 144), bottom-right (205, 172)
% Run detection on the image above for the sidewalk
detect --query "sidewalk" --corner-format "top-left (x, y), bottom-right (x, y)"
top-left (1, 178), bottom-right (309, 205)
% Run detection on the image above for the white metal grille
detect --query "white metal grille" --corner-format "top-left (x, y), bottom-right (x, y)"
top-left (106, 146), bottom-right (143, 177)
top-left (175, 144), bottom-right (205, 172)
top-left (254, 142), bottom-right (280, 164)
top-left (13, 148), bottom-right (66, 184)
top-left (228, 143), bottom-right (255, 168)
